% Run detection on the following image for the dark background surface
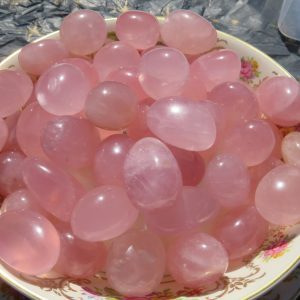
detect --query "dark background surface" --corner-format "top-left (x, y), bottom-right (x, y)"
top-left (0, 0), bottom-right (299, 299)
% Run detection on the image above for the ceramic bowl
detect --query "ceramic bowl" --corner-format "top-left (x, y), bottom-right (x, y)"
top-left (0, 17), bottom-right (300, 300)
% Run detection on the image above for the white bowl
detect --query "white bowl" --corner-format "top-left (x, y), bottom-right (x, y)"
top-left (0, 17), bottom-right (300, 300)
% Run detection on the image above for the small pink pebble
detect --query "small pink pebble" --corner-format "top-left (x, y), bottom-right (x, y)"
top-left (213, 206), bottom-right (269, 260)
top-left (145, 186), bottom-right (219, 234)
top-left (57, 58), bottom-right (99, 88)
top-left (71, 186), bottom-right (138, 241)
top-left (123, 137), bottom-right (182, 210)
top-left (220, 119), bottom-right (275, 166)
top-left (106, 230), bottom-right (165, 297)
top-left (169, 146), bottom-right (205, 185)
top-left (191, 49), bottom-right (241, 91)
top-left (1, 189), bottom-right (42, 214)
top-left (94, 134), bottom-right (134, 186)
top-left (85, 81), bottom-right (138, 130)
top-left (167, 232), bottom-right (228, 288)
top-left (205, 153), bottom-right (250, 208)
top-left (256, 76), bottom-right (300, 126)
top-left (0, 210), bottom-right (60, 275)
top-left (93, 42), bottom-right (140, 81)
top-left (107, 67), bottom-right (148, 101)
top-left (139, 47), bottom-right (189, 100)
top-left (147, 97), bottom-right (216, 151)
top-left (127, 98), bottom-right (155, 140)
top-left (41, 116), bottom-right (100, 169)
top-left (22, 157), bottom-right (84, 222)
top-left (281, 132), bottom-right (300, 167)
top-left (60, 9), bottom-right (107, 55)
top-left (0, 118), bottom-right (8, 151)
top-left (35, 63), bottom-right (90, 116)
top-left (54, 223), bottom-right (107, 278)
top-left (19, 39), bottom-right (69, 75)
top-left (0, 70), bottom-right (33, 117)
top-left (255, 164), bottom-right (300, 225)
top-left (160, 10), bottom-right (217, 55)
top-left (209, 81), bottom-right (259, 128)
top-left (116, 11), bottom-right (160, 50)
top-left (0, 151), bottom-right (25, 196)
top-left (16, 102), bottom-right (56, 159)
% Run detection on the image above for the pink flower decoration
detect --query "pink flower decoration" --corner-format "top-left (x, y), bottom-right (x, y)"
top-left (241, 59), bottom-right (254, 79)
top-left (262, 239), bottom-right (289, 261)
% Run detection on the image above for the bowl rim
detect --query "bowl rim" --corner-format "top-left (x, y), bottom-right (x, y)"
top-left (0, 16), bottom-right (299, 300)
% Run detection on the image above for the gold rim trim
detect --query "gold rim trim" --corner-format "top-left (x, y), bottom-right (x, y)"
top-left (0, 17), bottom-right (299, 300)
top-left (246, 255), bottom-right (300, 300)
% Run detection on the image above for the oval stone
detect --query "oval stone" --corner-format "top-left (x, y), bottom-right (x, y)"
top-left (123, 137), bottom-right (182, 210)
top-left (147, 97), bottom-right (216, 151)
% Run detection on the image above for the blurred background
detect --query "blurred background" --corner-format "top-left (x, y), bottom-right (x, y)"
top-left (0, 0), bottom-right (299, 299)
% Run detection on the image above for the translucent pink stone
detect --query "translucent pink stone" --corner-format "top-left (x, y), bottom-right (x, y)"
top-left (167, 232), bottom-right (228, 287)
top-left (0, 70), bottom-right (33, 117)
top-left (209, 81), bottom-right (259, 128)
top-left (106, 230), bottom-right (165, 297)
top-left (0, 118), bottom-right (8, 151)
top-left (123, 137), bottom-right (182, 210)
top-left (139, 47), bottom-right (189, 100)
top-left (54, 223), bottom-right (106, 278)
top-left (85, 81), bottom-right (138, 130)
top-left (94, 134), bottom-right (134, 186)
top-left (181, 73), bottom-right (207, 101)
top-left (191, 49), bottom-right (241, 92)
top-left (3, 112), bottom-right (21, 151)
top-left (19, 39), bottom-right (69, 75)
top-left (16, 102), bottom-right (56, 158)
top-left (22, 157), bottom-right (84, 222)
top-left (197, 100), bottom-right (225, 133)
top-left (60, 9), bottom-right (106, 55)
top-left (116, 11), bottom-right (160, 50)
top-left (147, 97), bottom-right (216, 151)
top-left (256, 76), bottom-right (300, 126)
top-left (160, 10), bottom-right (217, 55)
top-left (220, 119), bottom-right (275, 166)
top-left (213, 206), bottom-right (269, 260)
top-left (205, 153), bottom-right (250, 208)
top-left (169, 146), bottom-right (205, 185)
top-left (145, 186), bottom-right (219, 234)
top-left (71, 186), bottom-right (138, 241)
top-left (93, 42), bottom-right (140, 81)
top-left (35, 63), bottom-right (90, 116)
top-left (1, 189), bottom-right (42, 214)
top-left (282, 132), bottom-right (300, 167)
top-left (255, 164), bottom-right (300, 225)
top-left (107, 67), bottom-right (148, 101)
top-left (0, 210), bottom-right (60, 275)
top-left (41, 116), bottom-right (100, 169)
top-left (57, 58), bottom-right (99, 88)
top-left (0, 151), bottom-right (25, 196)
top-left (127, 98), bottom-right (155, 140)
top-left (249, 156), bottom-right (283, 194)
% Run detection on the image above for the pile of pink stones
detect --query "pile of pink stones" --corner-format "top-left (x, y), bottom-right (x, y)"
top-left (0, 8), bottom-right (300, 297)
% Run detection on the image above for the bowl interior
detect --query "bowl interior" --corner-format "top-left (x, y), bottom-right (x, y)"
top-left (0, 17), bottom-right (299, 300)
